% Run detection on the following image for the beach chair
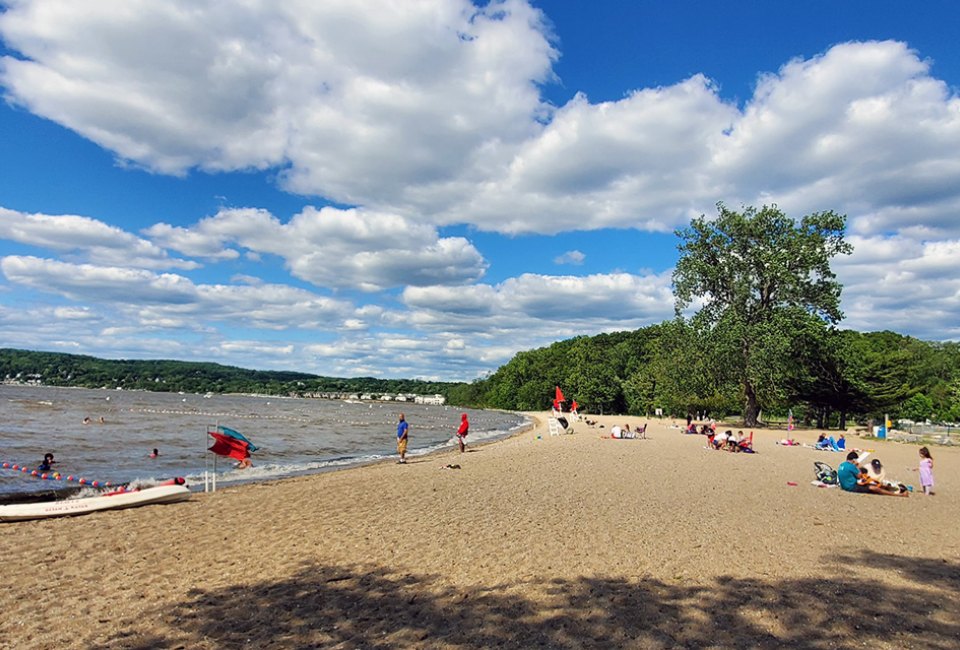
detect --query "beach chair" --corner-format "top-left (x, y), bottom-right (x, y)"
top-left (548, 418), bottom-right (561, 436)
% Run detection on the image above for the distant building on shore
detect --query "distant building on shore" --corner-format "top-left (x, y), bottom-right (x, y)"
top-left (414, 394), bottom-right (446, 405)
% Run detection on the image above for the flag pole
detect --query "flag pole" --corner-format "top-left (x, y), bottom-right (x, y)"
top-left (212, 420), bottom-right (218, 492)
top-left (204, 423), bottom-right (209, 493)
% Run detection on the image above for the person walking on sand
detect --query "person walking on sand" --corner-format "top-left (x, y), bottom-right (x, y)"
top-left (456, 412), bottom-right (469, 453)
top-left (396, 413), bottom-right (409, 464)
top-left (919, 446), bottom-right (935, 495)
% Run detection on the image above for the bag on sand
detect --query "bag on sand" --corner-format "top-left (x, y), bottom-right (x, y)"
top-left (814, 461), bottom-right (837, 485)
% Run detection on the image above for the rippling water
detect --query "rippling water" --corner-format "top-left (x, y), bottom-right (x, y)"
top-left (0, 384), bottom-right (528, 500)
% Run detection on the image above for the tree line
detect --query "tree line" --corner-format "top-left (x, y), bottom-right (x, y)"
top-left (0, 349), bottom-right (459, 398)
top-left (450, 204), bottom-right (960, 429)
top-left (446, 324), bottom-right (960, 428)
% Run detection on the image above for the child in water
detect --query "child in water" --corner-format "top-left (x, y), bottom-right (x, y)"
top-left (919, 447), bottom-right (934, 495)
top-left (149, 448), bottom-right (159, 458)
top-left (38, 452), bottom-right (55, 472)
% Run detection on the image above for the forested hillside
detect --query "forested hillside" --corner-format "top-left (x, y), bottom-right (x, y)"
top-left (447, 325), bottom-right (960, 429)
top-left (0, 349), bottom-right (459, 398)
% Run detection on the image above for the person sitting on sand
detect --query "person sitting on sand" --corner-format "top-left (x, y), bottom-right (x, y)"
top-left (815, 434), bottom-right (841, 451)
top-left (726, 430), bottom-right (742, 452)
top-left (837, 451), bottom-right (906, 497)
top-left (713, 429), bottom-right (728, 450)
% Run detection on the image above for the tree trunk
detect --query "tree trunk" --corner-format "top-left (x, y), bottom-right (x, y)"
top-left (743, 380), bottom-right (760, 426)
top-left (838, 410), bottom-right (847, 430)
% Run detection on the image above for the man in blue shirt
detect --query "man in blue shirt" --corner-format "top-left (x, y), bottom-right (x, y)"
top-left (838, 451), bottom-right (908, 496)
top-left (837, 452), bottom-right (867, 492)
top-left (396, 413), bottom-right (409, 464)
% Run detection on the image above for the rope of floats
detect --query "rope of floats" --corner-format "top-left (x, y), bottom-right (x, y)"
top-left (1, 461), bottom-right (124, 489)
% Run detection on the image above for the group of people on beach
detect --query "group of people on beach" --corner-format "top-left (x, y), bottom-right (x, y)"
top-left (834, 446), bottom-right (934, 497)
top-left (815, 433), bottom-right (846, 451)
top-left (706, 427), bottom-right (754, 452)
top-left (395, 411), bottom-right (470, 464)
top-left (684, 420), bottom-right (755, 453)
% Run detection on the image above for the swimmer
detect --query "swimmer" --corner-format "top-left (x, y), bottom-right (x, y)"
top-left (149, 448), bottom-right (159, 458)
top-left (38, 452), bottom-right (55, 472)
top-left (235, 457), bottom-right (252, 470)
top-left (83, 416), bottom-right (91, 425)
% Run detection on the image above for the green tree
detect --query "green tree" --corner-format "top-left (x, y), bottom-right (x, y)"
top-left (673, 203), bottom-right (853, 426)
top-left (899, 393), bottom-right (933, 422)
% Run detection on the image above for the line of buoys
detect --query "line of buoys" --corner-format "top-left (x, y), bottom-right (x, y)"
top-left (1, 461), bottom-right (115, 488)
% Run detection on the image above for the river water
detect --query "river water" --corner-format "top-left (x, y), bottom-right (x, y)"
top-left (0, 384), bottom-right (528, 501)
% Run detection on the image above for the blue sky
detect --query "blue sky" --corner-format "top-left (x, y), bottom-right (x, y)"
top-left (1, 1), bottom-right (959, 381)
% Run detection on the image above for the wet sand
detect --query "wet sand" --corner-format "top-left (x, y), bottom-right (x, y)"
top-left (1, 414), bottom-right (958, 649)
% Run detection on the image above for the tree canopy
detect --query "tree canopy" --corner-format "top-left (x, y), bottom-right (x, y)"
top-left (672, 203), bottom-right (853, 425)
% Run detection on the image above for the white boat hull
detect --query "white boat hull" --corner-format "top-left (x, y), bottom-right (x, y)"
top-left (0, 484), bottom-right (191, 522)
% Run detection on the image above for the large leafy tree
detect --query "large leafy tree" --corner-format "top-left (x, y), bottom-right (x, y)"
top-left (672, 203), bottom-right (853, 426)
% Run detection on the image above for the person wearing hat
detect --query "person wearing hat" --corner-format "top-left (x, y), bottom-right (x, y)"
top-left (838, 451), bottom-right (906, 496)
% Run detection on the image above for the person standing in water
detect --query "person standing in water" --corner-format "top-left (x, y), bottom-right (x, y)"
top-left (396, 413), bottom-right (409, 464)
top-left (456, 413), bottom-right (469, 453)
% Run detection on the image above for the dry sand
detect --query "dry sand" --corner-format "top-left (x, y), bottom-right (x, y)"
top-left (1, 414), bottom-right (958, 649)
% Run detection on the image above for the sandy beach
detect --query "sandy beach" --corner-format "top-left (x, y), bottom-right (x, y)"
top-left (2, 414), bottom-right (958, 649)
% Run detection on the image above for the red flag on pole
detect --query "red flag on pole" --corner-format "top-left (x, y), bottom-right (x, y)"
top-left (208, 431), bottom-right (251, 461)
top-left (555, 386), bottom-right (565, 402)
top-left (571, 400), bottom-right (579, 412)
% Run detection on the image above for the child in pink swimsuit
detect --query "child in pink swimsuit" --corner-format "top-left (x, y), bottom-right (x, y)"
top-left (918, 446), bottom-right (934, 495)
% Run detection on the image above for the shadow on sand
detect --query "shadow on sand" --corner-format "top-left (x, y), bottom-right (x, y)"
top-left (104, 550), bottom-right (959, 649)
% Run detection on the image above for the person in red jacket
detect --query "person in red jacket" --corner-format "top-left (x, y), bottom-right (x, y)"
top-left (456, 413), bottom-right (469, 453)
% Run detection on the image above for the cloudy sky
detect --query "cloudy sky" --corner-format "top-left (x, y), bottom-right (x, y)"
top-left (1, 0), bottom-right (959, 381)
